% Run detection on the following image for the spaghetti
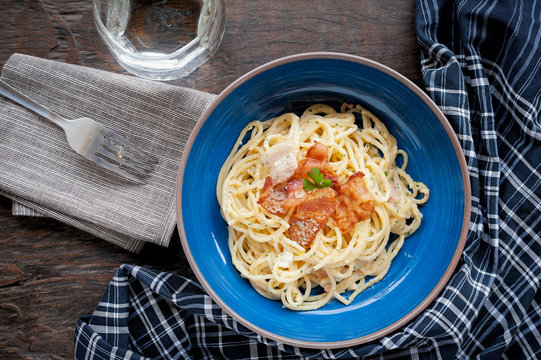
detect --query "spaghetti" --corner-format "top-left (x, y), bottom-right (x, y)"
top-left (216, 103), bottom-right (429, 310)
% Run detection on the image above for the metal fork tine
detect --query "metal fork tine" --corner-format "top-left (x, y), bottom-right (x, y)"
top-left (89, 153), bottom-right (148, 184)
top-left (121, 155), bottom-right (156, 173)
top-left (103, 131), bottom-right (159, 165)
top-left (98, 143), bottom-right (157, 173)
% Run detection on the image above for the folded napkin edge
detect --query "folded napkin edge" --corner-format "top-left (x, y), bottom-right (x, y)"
top-left (0, 190), bottom-right (145, 253)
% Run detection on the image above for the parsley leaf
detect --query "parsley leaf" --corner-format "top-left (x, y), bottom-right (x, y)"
top-left (303, 178), bottom-right (316, 191)
top-left (321, 178), bottom-right (332, 187)
top-left (303, 167), bottom-right (333, 191)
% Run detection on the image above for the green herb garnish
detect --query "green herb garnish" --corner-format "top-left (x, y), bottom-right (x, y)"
top-left (303, 167), bottom-right (332, 191)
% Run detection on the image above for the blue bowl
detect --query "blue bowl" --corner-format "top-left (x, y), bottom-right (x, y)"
top-left (176, 53), bottom-right (470, 348)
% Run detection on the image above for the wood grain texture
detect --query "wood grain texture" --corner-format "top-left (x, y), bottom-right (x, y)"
top-left (0, 0), bottom-right (421, 358)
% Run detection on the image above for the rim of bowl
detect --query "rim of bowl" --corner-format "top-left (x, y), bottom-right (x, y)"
top-left (176, 52), bottom-right (472, 349)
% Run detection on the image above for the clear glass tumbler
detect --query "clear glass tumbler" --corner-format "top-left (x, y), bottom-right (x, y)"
top-left (93, 0), bottom-right (225, 81)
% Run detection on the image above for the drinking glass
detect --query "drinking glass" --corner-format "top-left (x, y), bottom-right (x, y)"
top-left (93, 0), bottom-right (225, 81)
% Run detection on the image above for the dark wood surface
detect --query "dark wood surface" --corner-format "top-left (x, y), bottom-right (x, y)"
top-left (0, 1), bottom-right (422, 358)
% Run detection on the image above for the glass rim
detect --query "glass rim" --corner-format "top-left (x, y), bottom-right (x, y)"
top-left (92, 0), bottom-right (225, 62)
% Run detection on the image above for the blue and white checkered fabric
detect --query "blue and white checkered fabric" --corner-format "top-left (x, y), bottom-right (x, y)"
top-left (74, 0), bottom-right (540, 358)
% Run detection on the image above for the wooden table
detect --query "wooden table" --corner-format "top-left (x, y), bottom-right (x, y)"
top-left (0, 1), bottom-right (422, 358)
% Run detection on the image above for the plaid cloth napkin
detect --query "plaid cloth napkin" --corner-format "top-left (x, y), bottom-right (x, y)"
top-left (74, 0), bottom-right (540, 358)
top-left (0, 54), bottom-right (215, 252)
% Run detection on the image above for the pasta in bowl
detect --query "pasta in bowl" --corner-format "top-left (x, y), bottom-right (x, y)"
top-left (217, 103), bottom-right (429, 310)
top-left (176, 53), bottom-right (470, 348)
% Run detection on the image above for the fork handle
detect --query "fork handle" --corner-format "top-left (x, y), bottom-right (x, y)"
top-left (0, 79), bottom-right (69, 129)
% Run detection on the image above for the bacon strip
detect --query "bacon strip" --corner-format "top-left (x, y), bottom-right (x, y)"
top-left (284, 178), bottom-right (307, 207)
top-left (258, 143), bottom-right (375, 249)
top-left (289, 188), bottom-right (336, 248)
top-left (257, 177), bottom-right (288, 216)
top-left (258, 176), bottom-right (274, 203)
top-left (258, 142), bottom-right (332, 216)
top-left (258, 177), bottom-right (309, 216)
top-left (289, 211), bottom-right (329, 248)
top-left (292, 142), bottom-right (338, 186)
top-left (332, 172), bottom-right (375, 233)
top-left (316, 269), bottom-right (332, 292)
top-left (297, 187), bottom-right (336, 216)
top-left (306, 141), bottom-right (328, 162)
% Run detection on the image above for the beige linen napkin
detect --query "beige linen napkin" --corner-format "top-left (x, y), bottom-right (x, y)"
top-left (0, 54), bottom-right (215, 252)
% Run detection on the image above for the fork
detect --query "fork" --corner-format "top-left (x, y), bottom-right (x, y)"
top-left (0, 79), bottom-right (158, 184)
